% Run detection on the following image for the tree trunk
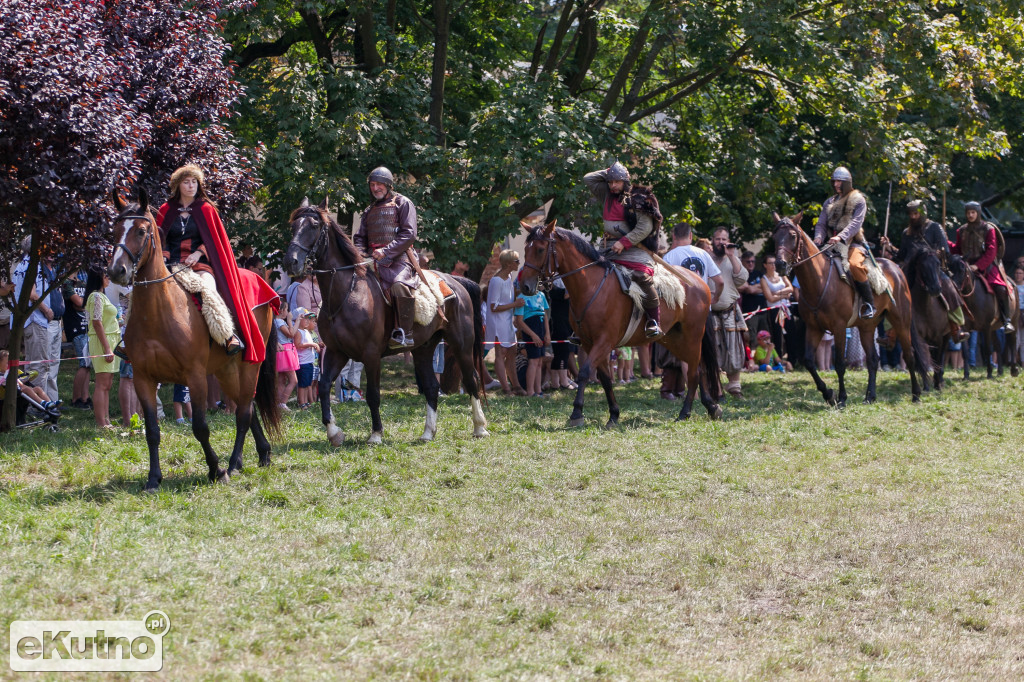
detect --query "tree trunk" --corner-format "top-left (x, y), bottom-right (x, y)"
top-left (1, 245), bottom-right (40, 432)
top-left (354, 9), bottom-right (384, 71)
top-left (428, 0), bottom-right (451, 146)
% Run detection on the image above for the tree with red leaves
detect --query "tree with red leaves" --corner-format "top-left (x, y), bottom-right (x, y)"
top-left (0, 0), bottom-right (260, 430)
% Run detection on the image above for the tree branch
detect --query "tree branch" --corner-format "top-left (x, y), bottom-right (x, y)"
top-left (599, 0), bottom-right (664, 117)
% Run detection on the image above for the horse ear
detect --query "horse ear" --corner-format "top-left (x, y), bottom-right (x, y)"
top-left (793, 211), bottom-right (804, 226)
top-left (771, 211), bottom-right (780, 224)
top-left (138, 188), bottom-right (149, 214)
top-left (520, 221), bottom-right (533, 235)
top-left (300, 196), bottom-right (310, 209)
top-left (319, 196), bottom-right (329, 211)
top-left (545, 219), bottom-right (557, 235)
top-left (113, 189), bottom-right (127, 212)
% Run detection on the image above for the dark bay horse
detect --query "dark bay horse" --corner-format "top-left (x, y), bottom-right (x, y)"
top-left (901, 242), bottom-right (949, 390)
top-left (519, 221), bottom-right (722, 427)
top-left (283, 198), bottom-right (487, 445)
top-left (949, 256), bottom-right (1020, 379)
top-left (108, 192), bottom-right (281, 492)
top-left (772, 212), bottom-right (928, 405)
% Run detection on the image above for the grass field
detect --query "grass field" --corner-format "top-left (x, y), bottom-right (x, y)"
top-left (2, 362), bottom-right (1023, 679)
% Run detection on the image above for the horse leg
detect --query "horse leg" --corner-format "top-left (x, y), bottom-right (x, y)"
top-left (249, 411), bottom-right (271, 467)
top-left (188, 375), bottom-right (227, 484)
top-left (594, 351), bottom-right (620, 428)
top-left (363, 356), bottom-right (385, 444)
top-left (983, 331), bottom-right (995, 379)
top-left (568, 355), bottom-right (595, 428)
top-left (320, 350), bottom-right (346, 447)
top-left (895, 326), bottom-right (922, 403)
top-left (859, 326), bottom-right (878, 404)
top-left (934, 341), bottom-right (946, 392)
top-left (413, 344), bottom-right (440, 442)
top-left (451, 331), bottom-right (488, 438)
top-left (135, 374), bottom-right (163, 493)
top-left (803, 326), bottom-right (835, 406)
top-left (226, 400), bottom-right (253, 476)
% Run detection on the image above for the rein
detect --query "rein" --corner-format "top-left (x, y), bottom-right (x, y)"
top-left (113, 212), bottom-right (181, 287)
top-left (778, 222), bottom-right (835, 316)
top-left (524, 233), bottom-right (609, 344)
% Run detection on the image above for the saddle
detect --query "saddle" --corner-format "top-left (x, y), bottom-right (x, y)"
top-left (610, 263), bottom-right (688, 346)
top-left (828, 242), bottom-right (889, 296)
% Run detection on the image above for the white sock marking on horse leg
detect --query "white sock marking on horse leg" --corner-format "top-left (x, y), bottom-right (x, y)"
top-left (326, 413), bottom-right (344, 446)
top-left (367, 431), bottom-right (383, 445)
top-left (471, 396), bottom-right (489, 438)
top-left (421, 404), bottom-right (438, 441)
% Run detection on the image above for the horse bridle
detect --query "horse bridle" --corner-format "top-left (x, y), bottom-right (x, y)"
top-left (291, 208), bottom-right (371, 275)
top-left (774, 218), bottom-right (835, 316)
top-left (113, 213), bottom-right (175, 287)
top-left (522, 231), bottom-right (601, 289)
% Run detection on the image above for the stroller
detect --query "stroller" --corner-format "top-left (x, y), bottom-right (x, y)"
top-left (0, 368), bottom-right (60, 432)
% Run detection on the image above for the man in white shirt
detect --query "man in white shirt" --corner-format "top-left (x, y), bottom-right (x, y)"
top-left (656, 223), bottom-right (724, 400)
top-left (663, 222), bottom-right (723, 296)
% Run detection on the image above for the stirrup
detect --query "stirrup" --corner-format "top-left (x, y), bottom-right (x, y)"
top-left (1003, 320), bottom-right (1015, 333)
top-left (389, 328), bottom-right (414, 349)
top-left (644, 320), bottom-right (663, 338)
top-left (225, 334), bottom-right (245, 356)
top-left (859, 303), bottom-right (876, 319)
top-left (113, 343), bottom-right (129, 362)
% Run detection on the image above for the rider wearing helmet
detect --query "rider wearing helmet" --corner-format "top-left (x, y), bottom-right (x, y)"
top-left (355, 166), bottom-right (421, 349)
top-left (813, 166), bottom-right (875, 319)
top-left (583, 161), bottom-right (664, 337)
top-left (949, 201), bottom-right (1015, 332)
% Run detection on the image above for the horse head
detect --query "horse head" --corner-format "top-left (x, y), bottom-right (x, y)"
top-left (948, 254), bottom-right (968, 288)
top-left (905, 241), bottom-right (943, 297)
top-left (519, 219), bottom-right (558, 296)
top-left (770, 211), bottom-right (804, 278)
top-left (108, 188), bottom-right (156, 285)
top-left (284, 197), bottom-right (328, 277)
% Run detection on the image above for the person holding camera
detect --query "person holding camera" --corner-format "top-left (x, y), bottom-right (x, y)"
top-left (709, 226), bottom-right (749, 398)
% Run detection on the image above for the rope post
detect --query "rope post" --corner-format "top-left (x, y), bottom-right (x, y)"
top-left (883, 180), bottom-right (893, 240)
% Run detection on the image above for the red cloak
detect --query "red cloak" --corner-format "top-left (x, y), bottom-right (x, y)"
top-left (156, 200), bottom-right (279, 363)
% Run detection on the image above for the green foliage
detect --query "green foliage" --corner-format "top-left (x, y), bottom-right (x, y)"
top-left (223, 0), bottom-right (1024, 263)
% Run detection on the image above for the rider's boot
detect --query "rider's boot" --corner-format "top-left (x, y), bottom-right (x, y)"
top-left (948, 319), bottom-right (968, 343)
top-left (225, 333), bottom-right (245, 356)
top-left (389, 283), bottom-right (417, 349)
top-left (997, 286), bottom-right (1015, 332)
top-left (644, 304), bottom-right (663, 338)
top-left (854, 279), bottom-right (876, 319)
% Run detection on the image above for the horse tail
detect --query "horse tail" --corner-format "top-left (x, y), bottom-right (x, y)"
top-left (255, 324), bottom-right (282, 440)
top-left (456, 275), bottom-right (487, 403)
top-left (700, 316), bottom-right (723, 401)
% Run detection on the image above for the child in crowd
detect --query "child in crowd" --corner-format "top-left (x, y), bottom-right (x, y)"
top-left (0, 350), bottom-right (60, 410)
top-left (293, 307), bottom-right (319, 409)
top-left (514, 287), bottom-right (550, 397)
top-left (754, 330), bottom-right (791, 372)
top-left (172, 384), bottom-right (192, 425)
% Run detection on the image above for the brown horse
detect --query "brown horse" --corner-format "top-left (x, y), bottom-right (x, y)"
top-left (519, 221), bottom-right (722, 427)
top-left (771, 212), bottom-right (928, 405)
top-left (282, 198), bottom-right (487, 446)
top-left (901, 241), bottom-right (950, 390)
top-left (108, 192), bottom-right (281, 492)
top-left (949, 256), bottom-right (1020, 379)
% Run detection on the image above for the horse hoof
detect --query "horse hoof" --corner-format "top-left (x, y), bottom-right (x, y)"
top-left (708, 405), bottom-right (723, 421)
top-left (568, 416), bottom-right (585, 428)
top-left (861, 398), bottom-right (874, 405)
top-left (1012, 367), bottom-right (1020, 378)
top-left (912, 395), bottom-right (921, 403)
top-left (473, 428), bottom-right (490, 439)
top-left (258, 457), bottom-right (271, 467)
top-left (676, 412), bottom-right (692, 422)
top-left (143, 484), bottom-right (159, 495)
top-left (329, 431), bottom-right (346, 447)
top-left (212, 469), bottom-right (229, 484)
top-left (420, 432), bottom-right (435, 442)
top-left (227, 467), bottom-right (242, 478)
top-left (603, 419), bottom-right (619, 430)
top-left (365, 432), bottom-right (382, 445)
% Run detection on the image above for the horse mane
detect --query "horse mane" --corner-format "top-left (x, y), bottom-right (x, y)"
top-left (290, 205), bottom-right (366, 275)
top-left (527, 225), bottom-right (612, 270)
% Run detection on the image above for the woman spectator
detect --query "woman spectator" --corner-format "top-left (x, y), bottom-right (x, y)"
top-left (86, 270), bottom-right (119, 428)
top-left (486, 250), bottom-right (525, 395)
top-left (547, 279), bottom-right (577, 390)
top-left (760, 254), bottom-right (793, 355)
top-left (816, 330), bottom-right (834, 371)
top-left (274, 306), bottom-right (299, 410)
top-left (514, 286), bottom-right (550, 397)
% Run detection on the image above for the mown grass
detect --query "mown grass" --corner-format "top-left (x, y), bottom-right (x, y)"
top-left (2, 362), bottom-right (1024, 679)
